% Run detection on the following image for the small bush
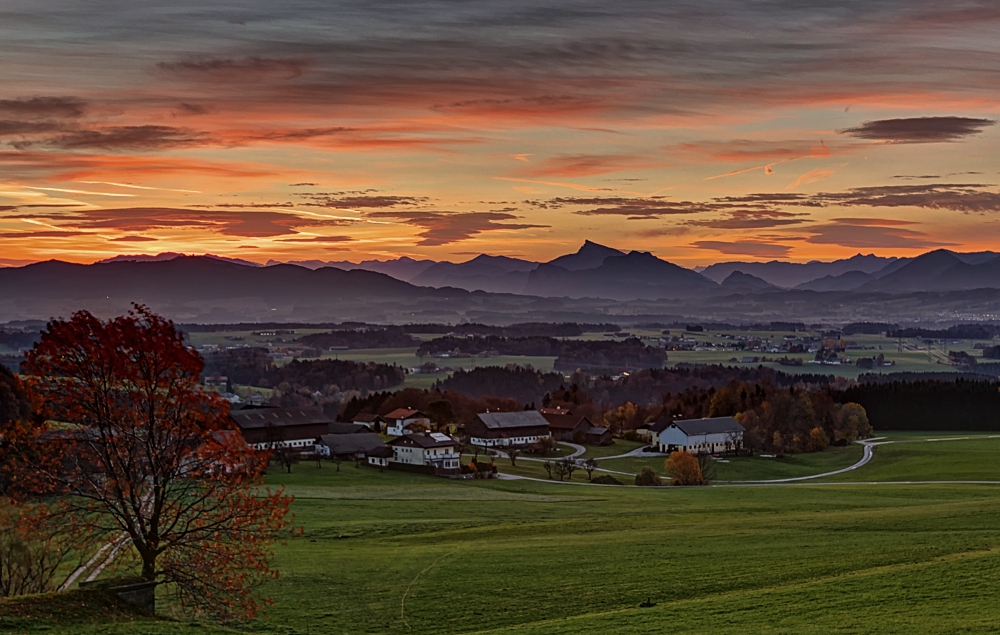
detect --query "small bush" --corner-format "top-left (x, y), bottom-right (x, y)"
top-left (634, 467), bottom-right (662, 486)
top-left (591, 474), bottom-right (624, 486)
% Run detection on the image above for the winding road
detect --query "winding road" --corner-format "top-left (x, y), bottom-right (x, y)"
top-left (497, 435), bottom-right (1000, 487)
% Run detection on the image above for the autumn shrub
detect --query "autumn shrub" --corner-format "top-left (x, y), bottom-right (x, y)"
top-left (634, 467), bottom-right (662, 486)
top-left (665, 451), bottom-right (705, 486)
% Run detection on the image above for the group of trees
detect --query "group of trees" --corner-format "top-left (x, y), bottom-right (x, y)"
top-left (404, 322), bottom-right (620, 337)
top-left (833, 378), bottom-right (1000, 431)
top-left (417, 335), bottom-right (666, 372)
top-left (434, 366), bottom-right (565, 405)
top-left (887, 324), bottom-right (1000, 340)
top-left (702, 382), bottom-right (871, 454)
top-left (296, 327), bottom-right (418, 350)
top-left (0, 307), bottom-right (291, 622)
top-left (204, 348), bottom-right (405, 394)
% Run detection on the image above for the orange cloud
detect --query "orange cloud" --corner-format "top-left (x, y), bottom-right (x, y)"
top-left (786, 168), bottom-right (834, 190)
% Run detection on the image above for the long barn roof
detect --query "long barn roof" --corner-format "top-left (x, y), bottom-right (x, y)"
top-left (475, 410), bottom-right (549, 429)
top-left (231, 406), bottom-right (331, 430)
top-left (671, 416), bottom-right (743, 435)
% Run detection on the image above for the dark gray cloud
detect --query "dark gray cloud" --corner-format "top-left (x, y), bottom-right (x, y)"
top-left (109, 235), bottom-right (158, 242)
top-left (841, 117), bottom-right (995, 142)
top-left (719, 184), bottom-right (1000, 214)
top-left (157, 57), bottom-right (311, 81)
top-left (0, 97), bottom-right (86, 119)
top-left (685, 210), bottom-right (808, 229)
top-left (303, 193), bottom-right (430, 209)
top-left (11, 125), bottom-right (206, 151)
top-left (6, 207), bottom-right (352, 238)
top-left (366, 210), bottom-right (547, 246)
top-left (800, 219), bottom-right (955, 249)
top-left (807, 184), bottom-right (1000, 213)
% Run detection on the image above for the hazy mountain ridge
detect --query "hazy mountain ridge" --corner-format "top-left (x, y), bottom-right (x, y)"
top-left (700, 254), bottom-right (899, 288)
top-left (3, 253), bottom-right (1000, 325)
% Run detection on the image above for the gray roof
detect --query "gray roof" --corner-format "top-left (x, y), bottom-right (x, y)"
top-left (327, 422), bottom-right (369, 435)
top-left (319, 432), bottom-right (387, 455)
top-left (645, 419), bottom-right (672, 433)
top-left (671, 417), bottom-right (744, 435)
top-left (231, 406), bottom-right (331, 430)
top-left (475, 410), bottom-right (549, 430)
top-left (388, 432), bottom-right (456, 449)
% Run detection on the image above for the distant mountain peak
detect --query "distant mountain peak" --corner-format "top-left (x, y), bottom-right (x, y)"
top-left (98, 252), bottom-right (262, 268)
top-left (547, 241), bottom-right (624, 271)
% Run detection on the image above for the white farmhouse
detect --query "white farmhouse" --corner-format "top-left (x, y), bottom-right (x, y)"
top-left (387, 432), bottom-right (462, 471)
top-left (656, 416), bottom-right (744, 454)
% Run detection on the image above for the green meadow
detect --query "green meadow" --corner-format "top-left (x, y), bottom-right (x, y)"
top-left (6, 435), bottom-right (1000, 635)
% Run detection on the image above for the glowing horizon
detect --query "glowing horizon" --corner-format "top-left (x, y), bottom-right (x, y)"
top-left (2, 1), bottom-right (999, 268)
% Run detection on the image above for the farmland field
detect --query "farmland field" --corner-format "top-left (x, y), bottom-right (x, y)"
top-left (8, 435), bottom-right (1000, 635)
top-left (181, 328), bottom-right (999, 383)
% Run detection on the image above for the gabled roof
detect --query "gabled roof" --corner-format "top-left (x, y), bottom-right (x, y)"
top-left (384, 408), bottom-right (427, 420)
top-left (538, 407), bottom-right (573, 416)
top-left (320, 432), bottom-right (387, 455)
top-left (327, 422), bottom-right (369, 435)
top-left (475, 410), bottom-right (549, 430)
top-left (645, 419), bottom-right (673, 433)
top-left (541, 413), bottom-right (591, 430)
top-left (587, 426), bottom-right (610, 435)
top-left (671, 416), bottom-right (744, 435)
top-left (231, 406), bottom-right (331, 430)
top-left (387, 432), bottom-right (456, 449)
top-left (352, 413), bottom-right (385, 423)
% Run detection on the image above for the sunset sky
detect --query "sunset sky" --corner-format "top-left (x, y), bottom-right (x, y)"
top-left (1, 0), bottom-right (998, 267)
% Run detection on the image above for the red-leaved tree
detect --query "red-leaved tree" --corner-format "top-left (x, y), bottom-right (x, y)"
top-left (19, 306), bottom-right (292, 621)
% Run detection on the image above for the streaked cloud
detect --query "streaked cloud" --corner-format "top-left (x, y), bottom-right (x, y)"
top-left (691, 241), bottom-right (792, 258)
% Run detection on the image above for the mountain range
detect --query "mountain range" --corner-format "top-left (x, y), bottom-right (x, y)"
top-left (2, 243), bottom-right (998, 324)
top-left (252, 242), bottom-right (999, 298)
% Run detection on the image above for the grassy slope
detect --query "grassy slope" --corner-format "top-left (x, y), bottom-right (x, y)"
top-left (13, 437), bottom-right (1000, 634)
top-left (0, 588), bottom-right (236, 635)
top-left (829, 437), bottom-right (1000, 482)
top-left (261, 468), bottom-right (1000, 635)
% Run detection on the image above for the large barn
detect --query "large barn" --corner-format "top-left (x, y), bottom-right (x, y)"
top-left (465, 411), bottom-right (551, 447)
top-left (231, 406), bottom-right (332, 450)
top-left (656, 417), bottom-right (744, 455)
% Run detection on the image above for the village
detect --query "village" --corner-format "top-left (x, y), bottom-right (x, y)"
top-left (229, 396), bottom-right (745, 480)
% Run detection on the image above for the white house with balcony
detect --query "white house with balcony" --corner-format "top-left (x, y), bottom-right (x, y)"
top-left (387, 432), bottom-right (461, 471)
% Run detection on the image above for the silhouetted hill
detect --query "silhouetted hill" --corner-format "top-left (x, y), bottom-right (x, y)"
top-left (525, 251), bottom-right (719, 300)
top-left (0, 256), bottom-right (472, 323)
top-left (701, 254), bottom-right (898, 288)
top-left (99, 252), bottom-right (262, 267)
top-left (795, 270), bottom-right (874, 292)
top-left (271, 256), bottom-right (436, 281)
top-left (861, 250), bottom-right (1000, 293)
top-left (410, 254), bottom-right (537, 293)
top-left (719, 271), bottom-right (779, 292)
top-left (546, 240), bottom-right (624, 271)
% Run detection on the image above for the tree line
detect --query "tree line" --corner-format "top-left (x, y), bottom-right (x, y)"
top-left (204, 348), bottom-right (406, 392)
top-left (417, 335), bottom-right (666, 372)
top-left (832, 378), bottom-right (1000, 431)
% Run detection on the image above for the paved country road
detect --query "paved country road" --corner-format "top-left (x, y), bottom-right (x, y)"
top-left (499, 434), bottom-right (1000, 487)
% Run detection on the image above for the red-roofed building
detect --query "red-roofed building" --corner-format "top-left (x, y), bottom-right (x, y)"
top-left (384, 408), bottom-right (431, 436)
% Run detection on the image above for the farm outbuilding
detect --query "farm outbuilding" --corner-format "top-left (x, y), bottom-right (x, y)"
top-left (656, 417), bottom-right (744, 455)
